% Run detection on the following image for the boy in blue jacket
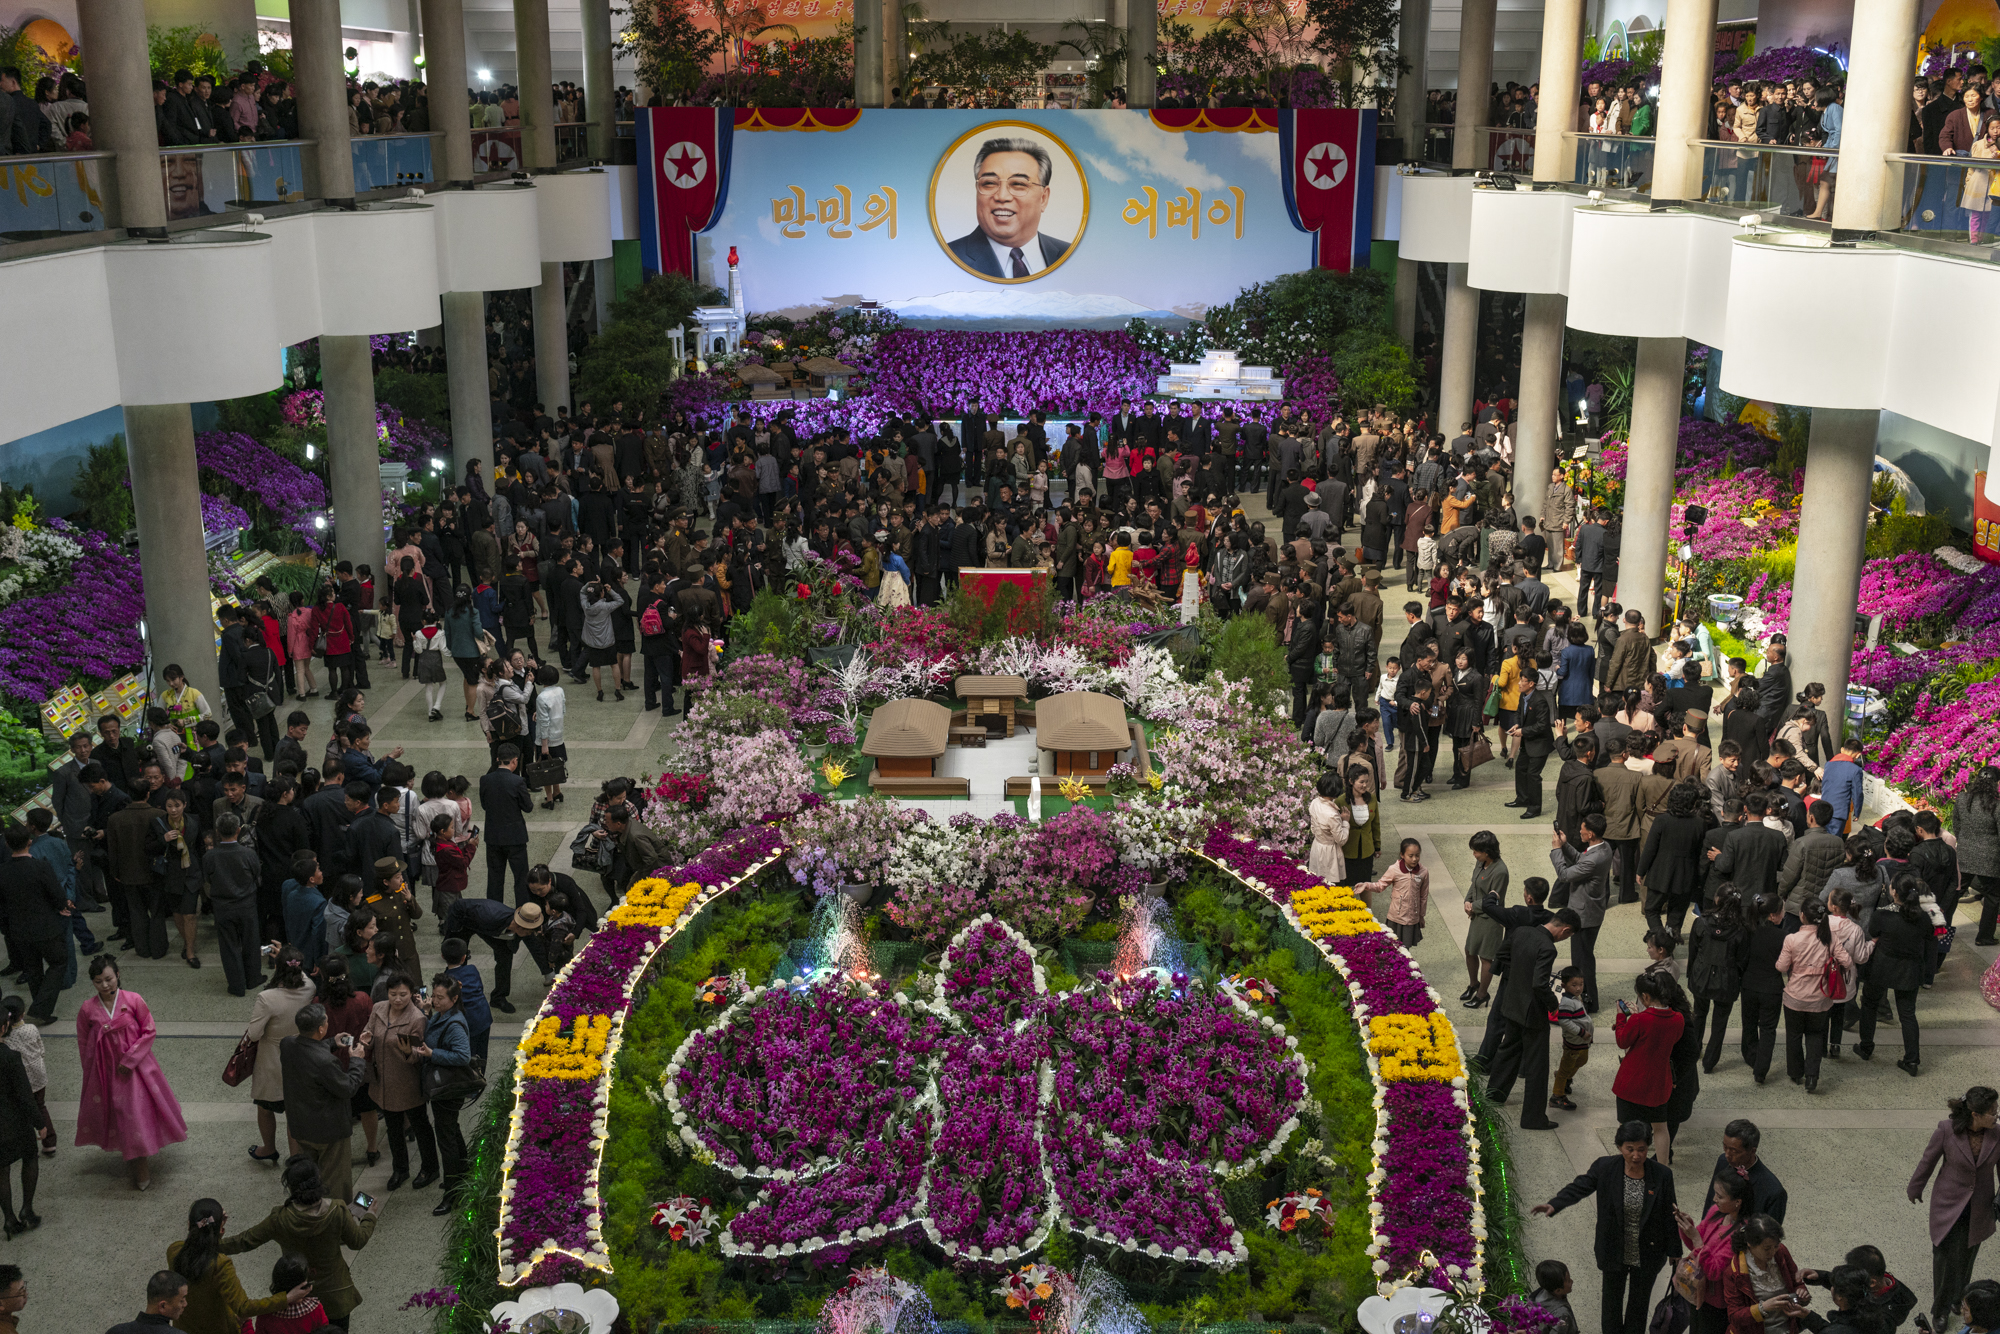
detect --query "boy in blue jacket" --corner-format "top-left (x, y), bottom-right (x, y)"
top-left (441, 936), bottom-right (493, 1065)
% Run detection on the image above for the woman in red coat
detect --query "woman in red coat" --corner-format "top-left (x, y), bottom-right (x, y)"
top-left (1614, 971), bottom-right (1687, 1165)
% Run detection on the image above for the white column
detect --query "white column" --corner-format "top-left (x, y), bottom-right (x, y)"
top-left (1830, 0), bottom-right (1923, 237)
top-left (1650, 0), bottom-right (1720, 204)
top-left (1438, 263), bottom-right (1476, 435)
top-left (324, 336), bottom-right (389, 585)
top-left (1396, 0), bottom-right (1431, 162)
top-left (420, 0), bottom-right (476, 183)
top-left (1515, 0), bottom-right (1583, 528)
top-left (1790, 410), bottom-right (1877, 745)
top-left (443, 290), bottom-right (493, 481)
top-left (1128, 0), bottom-right (1157, 107)
top-left (580, 0), bottom-right (614, 161)
top-left (854, 0), bottom-right (885, 107)
top-left (75, 0), bottom-right (166, 235)
top-left (514, 0), bottom-right (559, 171)
top-left (1449, 0), bottom-right (1494, 172)
top-left (126, 406), bottom-right (221, 707)
top-left (535, 262), bottom-right (571, 413)
top-left (1619, 336), bottom-right (1683, 636)
top-left (292, 0), bottom-right (356, 203)
top-left (1437, 0), bottom-right (1493, 432)
top-left (1514, 293), bottom-right (1564, 527)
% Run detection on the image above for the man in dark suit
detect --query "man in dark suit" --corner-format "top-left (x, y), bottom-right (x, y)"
top-left (1508, 665), bottom-right (1557, 817)
top-left (1715, 789), bottom-right (1790, 903)
top-left (0, 823), bottom-right (69, 1023)
top-left (480, 744), bottom-right (534, 902)
top-left (946, 137), bottom-right (1072, 279)
top-left (1485, 905), bottom-right (1580, 1130)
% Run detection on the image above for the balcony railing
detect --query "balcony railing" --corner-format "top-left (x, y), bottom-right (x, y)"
top-left (1694, 140), bottom-right (1836, 215)
top-left (0, 150), bottom-right (114, 239)
top-left (159, 139), bottom-right (310, 221)
top-left (1572, 131), bottom-right (1656, 194)
top-left (350, 132), bottom-right (437, 192)
top-left (1886, 152), bottom-right (2000, 255)
top-left (1472, 125), bottom-right (1537, 175)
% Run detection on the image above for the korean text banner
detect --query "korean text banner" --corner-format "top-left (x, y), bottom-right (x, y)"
top-left (654, 109), bottom-right (1371, 323)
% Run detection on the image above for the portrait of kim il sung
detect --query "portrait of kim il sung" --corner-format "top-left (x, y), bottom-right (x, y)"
top-left (932, 125), bottom-right (1088, 284)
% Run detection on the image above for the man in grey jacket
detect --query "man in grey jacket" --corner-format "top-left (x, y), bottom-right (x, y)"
top-left (1549, 812), bottom-right (1614, 1012)
top-left (51, 730), bottom-right (101, 910)
top-left (1776, 800), bottom-right (1846, 919)
top-left (280, 1003), bottom-right (372, 1200)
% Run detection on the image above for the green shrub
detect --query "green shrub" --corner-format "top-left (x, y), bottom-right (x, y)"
top-left (70, 437), bottom-right (135, 536)
top-left (1204, 613), bottom-right (1288, 710)
top-left (725, 590), bottom-right (801, 661)
top-left (1330, 328), bottom-right (1419, 416)
top-left (216, 390), bottom-right (287, 440)
top-left (375, 368), bottom-right (452, 428)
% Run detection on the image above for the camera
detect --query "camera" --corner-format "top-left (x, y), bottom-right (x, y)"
top-left (335, 1033), bottom-right (355, 1048)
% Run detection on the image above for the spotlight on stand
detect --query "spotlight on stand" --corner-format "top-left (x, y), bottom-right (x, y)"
top-left (313, 515), bottom-right (328, 532)
top-left (304, 444), bottom-right (316, 461)
top-left (1682, 503), bottom-right (1709, 538)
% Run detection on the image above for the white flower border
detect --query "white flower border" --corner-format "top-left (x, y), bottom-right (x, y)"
top-left (494, 846), bottom-right (789, 1287)
top-left (1193, 838), bottom-right (1488, 1292)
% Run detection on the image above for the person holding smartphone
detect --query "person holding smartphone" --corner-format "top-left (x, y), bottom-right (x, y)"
top-left (277, 1003), bottom-right (372, 1202)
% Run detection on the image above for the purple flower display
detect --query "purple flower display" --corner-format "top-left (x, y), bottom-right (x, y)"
top-left (200, 493), bottom-right (251, 538)
top-left (1724, 45), bottom-right (1844, 89)
top-left (497, 823), bottom-right (788, 1285)
top-left (194, 431), bottom-right (330, 553)
top-left (0, 520), bottom-right (146, 703)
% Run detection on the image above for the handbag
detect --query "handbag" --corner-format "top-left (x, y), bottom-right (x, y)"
top-left (422, 1057), bottom-right (487, 1102)
top-left (1822, 952), bottom-right (1848, 1001)
top-left (475, 630), bottom-right (497, 658)
top-left (221, 1030), bottom-right (259, 1087)
top-left (1461, 733), bottom-right (1495, 770)
top-left (1671, 1253), bottom-right (1706, 1307)
top-left (525, 757), bottom-right (567, 788)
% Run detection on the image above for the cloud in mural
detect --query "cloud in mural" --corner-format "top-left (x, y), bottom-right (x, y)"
top-left (1083, 114), bottom-right (1231, 191)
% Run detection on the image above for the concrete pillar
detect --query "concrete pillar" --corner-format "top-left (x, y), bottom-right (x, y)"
top-left (323, 336), bottom-right (389, 584)
top-left (1515, 0), bottom-right (1583, 529)
top-left (594, 256), bottom-right (615, 330)
top-left (1438, 263), bottom-right (1476, 432)
top-left (1514, 293), bottom-right (1564, 527)
top-left (515, 0), bottom-right (559, 171)
top-left (854, 0), bottom-right (885, 107)
top-left (126, 405), bottom-right (220, 706)
top-left (1450, 0), bottom-right (1495, 172)
top-left (1128, 0), bottom-right (1157, 108)
top-left (1650, 0), bottom-right (1720, 204)
top-left (1396, 0), bottom-right (1430, 163)
top-left (535, 263), bottom-right (571, 413)
top-left (1790, 409), bottom-right (1878, 745)
top-left (1530, 0), bottom-right (1584, 184)
top-left (443, 290), bottom-right (494, 482)
top-left (885, 1), bottom-right (907, 98)
top-left (421, 0), bottom-right (477, 184)
top-left (1619, 336), bottom-right (1683, 635)
top-left (292, 0), bottom-right (357, 204)
top-left (1395, 255), bottom-right (1419, 349)
top-left (580, 0), bottom-right (614, 161)
top-left (76, 0), bottom-right (167, 235)
top-left (1831, 0), bottom-right (1923, 238)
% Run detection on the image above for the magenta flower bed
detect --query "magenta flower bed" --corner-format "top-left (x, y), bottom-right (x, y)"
top-left (1857, 553), bottom-right (1978, 632)
top-left (1196, 825), bottom-right (1480, 1280)
top-left (1873, 674), bottom-right (2000, 797)
top-left (1672, 468), bottom-right (1796, 562)
top-left (501, 823), bottom-right (788, 1284)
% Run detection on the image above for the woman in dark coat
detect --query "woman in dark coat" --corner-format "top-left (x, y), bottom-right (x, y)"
top-left (1688, 887), bottom-right (1752, 1074)
top-left (1859, 876), bottom-right (1941, 1070)
top-left (1640, 778), bottom-right (1711, 941)
top-left (1661, 973), bottom-right (1703, 1161)
top-left (1446, 648), bottom-right (1485, 790)
top-left (1532, 1119), bottom-right (1683, 1334)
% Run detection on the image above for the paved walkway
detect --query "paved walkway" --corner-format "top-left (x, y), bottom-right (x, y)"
top-left (19, 501), bottom-right (1998, 1332)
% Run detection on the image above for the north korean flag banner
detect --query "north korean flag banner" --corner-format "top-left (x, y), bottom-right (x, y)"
top-left (1280, 109), bottom-right (1377, 272)
top-left (636, 106), bottom-right (734, 280)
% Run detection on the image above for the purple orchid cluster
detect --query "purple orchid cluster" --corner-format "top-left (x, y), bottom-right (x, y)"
top-left (1857, 552), bottom-right (1978, 633)
top-left (869, 329), bottom-right (1168, 418)
top-left (1872, 674), bottom-right (2000, 800)
top-left (1197, 827), bottom-right (1481, 1277)
top-left (0, 520), bottom-right (146, 704)
top-left (194, 431), bottom-right (331, 553)
top-left (1725, 44), bottom-right (1844, 89)
top-left (1673, 419), bottom-right (1774, 480)
top-left (200, 493), bottom-right (251, 539)
top-left (1671, 469), bottom-right (1797, 563)
top-left (1851, 565), bottom-right (2000, 696)
top-left (924, 922), bottom-right (1053, 1256)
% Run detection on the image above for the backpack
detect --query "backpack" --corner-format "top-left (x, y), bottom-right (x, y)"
top-left (484, 689), bottom-right (523, 740)
top-left (1688, 923), bottom-right (1735, 998)
top-left (640, 601), bottom-right (665, 637)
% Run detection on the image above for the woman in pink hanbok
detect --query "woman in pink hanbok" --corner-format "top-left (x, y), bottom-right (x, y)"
top-left (75, 954), bottom-right (187, 1189)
